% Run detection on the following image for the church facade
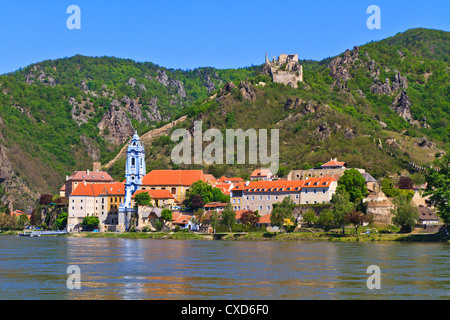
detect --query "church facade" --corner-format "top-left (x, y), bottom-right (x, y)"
top-left (117, 132), bottom-right (146, 232)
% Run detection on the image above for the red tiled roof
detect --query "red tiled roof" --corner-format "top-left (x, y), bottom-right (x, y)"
top-left (258, 214), bottom-right (271, 224)
top-left (141, 170), bottom-right (206, 186)
top-left (204, 174), bottom-right (217, 182)
top-left (219, 176), bottom-right (244, 183)
top-left (204, 202), bottom-right (229, 208)
top-left (213, 183), bottom-right (232, 195)
top-left (234, 210), bottom-right (246, 220)
top-left (66, 171), bottom-right (114, 182)
top-left (321, 159), bottom-right (346, 167)
top-left (132, 189), bottom-right (176, 200)
top-left (70, 182), bottom-right (125, 197)
top-left (231, 180), bottom-right (305, 192)
top-left (302, 177), bottom-right (336, 188)
top-left (2, 210), bottom-right (30, 219)
top-left (172, 214), bottom-right (193, 225)
top-left (250, 169), bottom-right (272, 177)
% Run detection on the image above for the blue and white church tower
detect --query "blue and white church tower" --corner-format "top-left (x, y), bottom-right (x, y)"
top-left (118, 131), bottom-right (146, 231)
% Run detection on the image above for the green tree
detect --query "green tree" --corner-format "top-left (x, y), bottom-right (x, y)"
top-left (82, 216), bottom-right (99, 229)
top-left (318, 209), bottom-right (334, 231)
top-left (424, 153), bottom-right (450, 224)
top-left (382, 176), bottom-right (415, 201)
top-left (134, 192), bottom-right (152, 207)
top-left (331, 189), bottom-right (355, 235)
top-left (161, 209), bottom-right (173, 222)
top-left (391, 193), bottom-right (419, 233)
top-left (270, 196), bottom-right (296, 228)
top-left (277, 166), bottom-right (288, 178)
top-left (186, 180), bottom-right (228, 209)
top-left (302, 209), bottom-right (317, 227)
top-left (221, 205), bottom-right (236, 232)
top-left (381, 176), bottom-right (394, 196)
top-left (194, 208), bottom-right (205, 226)
top-left (55, 212), bottom-right (68, 230)
top-left (337, 168), bottom-right (369, 204)
top-left (16, 213), bottom-right (30, 229)
top-left (210, 211), bottom-right (219, 233)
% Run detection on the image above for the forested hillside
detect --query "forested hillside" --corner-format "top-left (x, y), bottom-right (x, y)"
top-left (0, 28), bottom-right (448, 211)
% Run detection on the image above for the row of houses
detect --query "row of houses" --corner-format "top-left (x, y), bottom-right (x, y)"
top-left (230, 177), bottom-right (337, 215)
top-left (62, 149), bottom-right (439, 232)
top-left (65, 168), bottom-right (216, 232)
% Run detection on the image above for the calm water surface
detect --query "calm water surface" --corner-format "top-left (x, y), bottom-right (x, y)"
top-left (0, 236), bottom-right (449, 299)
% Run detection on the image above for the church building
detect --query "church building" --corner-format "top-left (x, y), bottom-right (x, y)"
top-left (117, 132), bottom-right (146, 231)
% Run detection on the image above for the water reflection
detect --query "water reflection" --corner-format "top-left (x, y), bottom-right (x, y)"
top-left (0, 236), bottom-right (448, 299)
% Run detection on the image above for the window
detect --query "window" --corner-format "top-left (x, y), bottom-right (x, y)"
top-left (259, 196), bottom-right (263, 200)
top-left (314, 189), bottom-right (317, 194)
top-left (323, 189), bottom-right (326, 194)
top-left (275, 195), bottom-right (278, 200)
top-left (252, 196), bottom-right (255, 200)
top-left (233, 199), bottom-right (236, 204)
top-left (131, 158), bottom-right (135, 166)
top-left (314, 201), bottom-right (317, 204)
top-left (246, 206), bottom-right (249, 210)
top-left (237, 199), bottom-right (240, 204)
top-left (295, 194), bottom-right (299, 199)
top-left (259, 206), bottom-right (263, 210)
top-left (246, 196), bottom-right (249, 200)
top-left (305, 189), bottom-right (308, 194)
top-left (267, 205), bottom-right (270, 210)
top-left (171, 187), bottom-right (176, 194)
top-left (268, 195), bottom-right (271, 200)
top-left (305, 201), bottom-right (309, 204)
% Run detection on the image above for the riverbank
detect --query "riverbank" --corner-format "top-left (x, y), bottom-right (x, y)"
top-left (68, 230), bottom-right (450, 243)
top-left (2, 229), bottom-right (448, 242)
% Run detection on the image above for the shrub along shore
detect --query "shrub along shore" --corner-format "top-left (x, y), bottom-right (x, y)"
top-left (75, 230), bottom-right (449, 242)
top-left (2, 228), bottom-right (448, 242)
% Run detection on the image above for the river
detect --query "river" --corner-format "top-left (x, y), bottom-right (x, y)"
top-left (0, 236), bottom-right (449, 300)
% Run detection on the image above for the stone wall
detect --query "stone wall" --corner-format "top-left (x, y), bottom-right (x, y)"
top-left (287, 168), bottom-right (366, 181)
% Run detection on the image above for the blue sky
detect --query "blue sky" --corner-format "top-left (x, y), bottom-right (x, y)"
top-left (0, 0), bottom-right (449, 74)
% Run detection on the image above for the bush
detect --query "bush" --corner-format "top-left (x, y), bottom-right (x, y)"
top-left (152, 220), bottom-right (163, 231)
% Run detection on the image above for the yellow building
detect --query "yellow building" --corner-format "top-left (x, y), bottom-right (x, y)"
top-left (139, 170), bottom-right (207, 203)
top-left (131, 189), bottom-right (177, 208)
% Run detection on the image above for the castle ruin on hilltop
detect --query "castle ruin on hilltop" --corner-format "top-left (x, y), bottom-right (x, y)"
top-left (263, 52), bottom-right (303, 88)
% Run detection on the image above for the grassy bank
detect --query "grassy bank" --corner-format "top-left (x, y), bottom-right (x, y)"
top-left (225, 231), bottom-right (449, 242)
top-left (68, 230), bottom-right (449, 243)
top-left (78, 231), bottom-right (211, 240)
